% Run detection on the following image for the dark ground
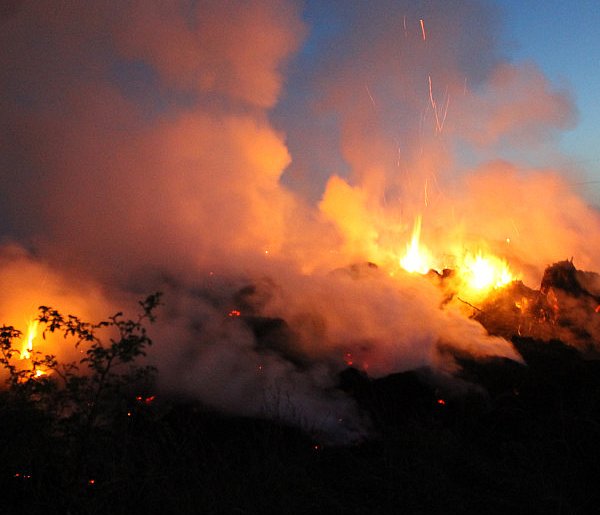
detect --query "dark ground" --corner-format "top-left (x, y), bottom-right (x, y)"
top-left (2, 335), bottom-right (600, 515)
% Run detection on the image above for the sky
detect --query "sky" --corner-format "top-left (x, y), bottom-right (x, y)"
top-left (499, 0), bottom-right (600, 203)
top-left (276, 0), bottom-right (600, 205)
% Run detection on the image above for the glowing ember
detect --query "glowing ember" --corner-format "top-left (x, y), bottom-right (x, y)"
top-left (136, 394), bottom-right (156, 404)
top-left (420, 18), bottom-right (426, 41)
top-left (228, 310), bottom-right (241, 317)
top-left (437, 399), bottom-right (446, 406)
top-left (344, 352), bottom-right (354, 366)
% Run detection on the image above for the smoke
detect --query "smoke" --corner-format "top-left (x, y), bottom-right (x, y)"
top-left (1, 0), bottom-right (599, 441)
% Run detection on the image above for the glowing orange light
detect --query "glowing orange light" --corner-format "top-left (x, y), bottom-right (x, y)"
top-left (437, 399), bottom-right (446, 406)
top-left (20, 319), bottom-right (39, 360)
top-left (228, 310), bottom-right (241, 317)
top-left (420, 19), bottom-right (426, 41)
top-left (458, 251), bottom-right (514, 294)
top-left (400, 215), bottom-right (433, 274)
top-left (595, 305), bottom-right (600, 314)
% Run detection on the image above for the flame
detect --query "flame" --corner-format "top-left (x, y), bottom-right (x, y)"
top-left (459, 252), bottom-right (514, 293)
top-left (398, 215), bottom-right (517, 299)
top-left (17, 318), bottom-right (47, 378)
top-left (399, 215), bottom-right (433, 274)
top-left (20, 319), bottom-right (39, 360)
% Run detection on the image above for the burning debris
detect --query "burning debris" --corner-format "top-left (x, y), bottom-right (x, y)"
top-left (473, 260), bottom-right (600, 352)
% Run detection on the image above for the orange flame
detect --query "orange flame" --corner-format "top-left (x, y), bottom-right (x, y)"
top-left (398, 214), bottom-right (517, 299)
top-left (20, 319), bottom-right (39, 360)
top-left (399, 215), bottom-right (433, 274)
top-left (458, 251), bottom-right (514, 293)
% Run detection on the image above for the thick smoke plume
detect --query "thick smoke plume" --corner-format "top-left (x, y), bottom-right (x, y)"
top-left (1, 1), bottom-right (599, 441)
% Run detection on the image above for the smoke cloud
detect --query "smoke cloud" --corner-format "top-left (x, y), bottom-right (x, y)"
top-left (1, 0), bottom-right (598, 441)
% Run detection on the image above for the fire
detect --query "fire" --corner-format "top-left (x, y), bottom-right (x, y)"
top-left (458, 252), bottom-right (514, 293)
top-left (398, 215), bottom-right (517, 299)
top-left (15, 318), bottom-right (47, 379)
top-left (399, 215), bottom-right (433, 274)
top-left (20, 319), bottom-right (39, 360)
